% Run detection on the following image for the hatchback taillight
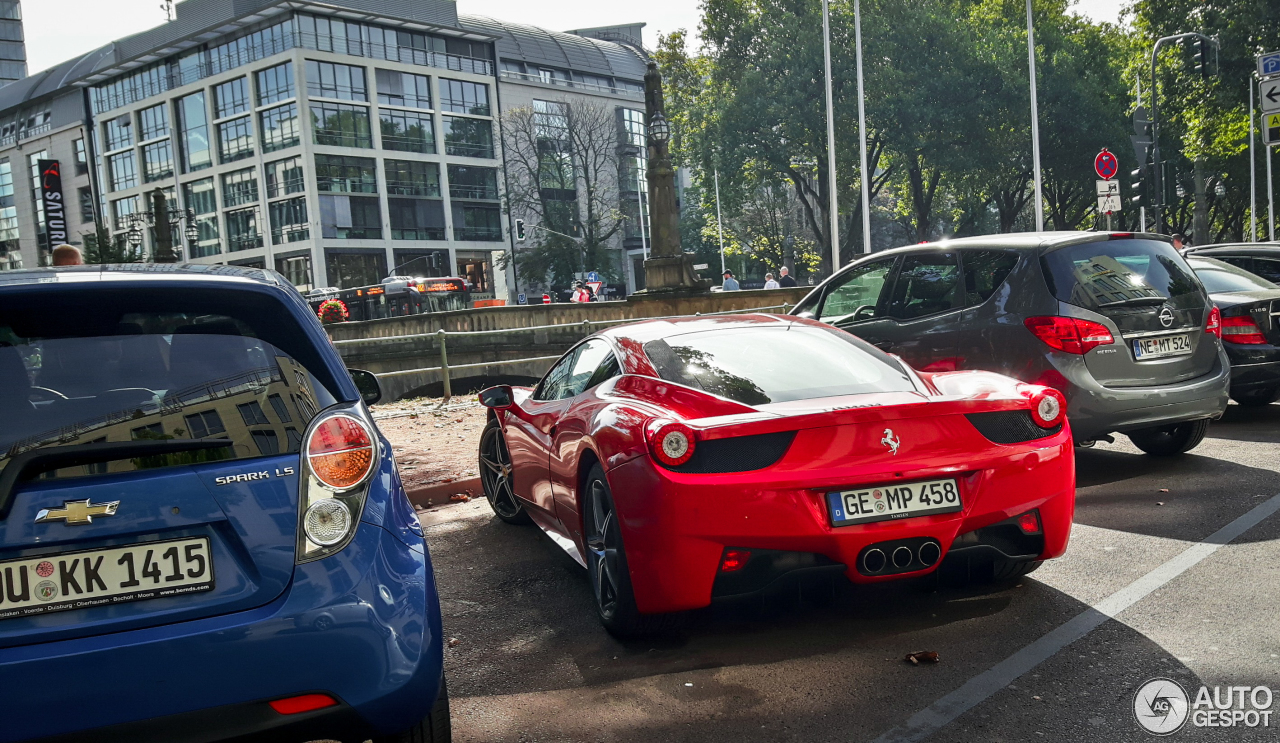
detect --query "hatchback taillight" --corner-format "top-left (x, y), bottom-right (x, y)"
top-left (1205, 306), bottom-right (1222, 339)
top-left (308, 415), bottom-right (375, 490)
top-left (1221, 314), bottom-right (1266, 345)
top-left (1024, 316), bottom-right (1114, 355)
top-left (297, 407), bottom-right (379, 564)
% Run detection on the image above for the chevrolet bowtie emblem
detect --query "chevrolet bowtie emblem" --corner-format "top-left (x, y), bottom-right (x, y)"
top-left (34, 499), bottom-right (120, 525)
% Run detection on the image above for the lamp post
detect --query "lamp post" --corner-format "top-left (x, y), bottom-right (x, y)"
top-left (638, 61), bottom-right (707, 294)
top-left (1026, 0), bottom-right (1045, 232)
top-left (821, 0), bottom-right (840, 270)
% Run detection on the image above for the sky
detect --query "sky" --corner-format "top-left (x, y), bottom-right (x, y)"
top-left (24, 0), bottom-right (1127, 77)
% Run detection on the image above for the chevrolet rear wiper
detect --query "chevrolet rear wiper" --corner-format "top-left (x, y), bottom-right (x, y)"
top-left (0, 439), bottom-right (234, 520)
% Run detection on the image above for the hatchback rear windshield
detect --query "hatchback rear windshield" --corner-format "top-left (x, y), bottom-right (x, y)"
top-left (1, 286), bottom-right (339, 480)
top-left (642, 324), bottom-right (916, 406)
top-left (1188, 258), bottom-right (1278, 294)
top-left (1040, 239), bottom-right (1203, 312)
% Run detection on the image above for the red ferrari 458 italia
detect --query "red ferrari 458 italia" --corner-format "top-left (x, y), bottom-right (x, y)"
top-left (477, 315), bottom-right (1075, 636)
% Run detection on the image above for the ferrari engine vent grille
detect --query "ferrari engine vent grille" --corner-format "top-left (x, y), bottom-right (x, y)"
top-left (662, 431), bottom-right (797, 474)
top-left (965, 411), bottom-right (1062, 445)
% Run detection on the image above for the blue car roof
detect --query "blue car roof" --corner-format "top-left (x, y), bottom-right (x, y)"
top-left (0, 263), bottom-right (288, 290)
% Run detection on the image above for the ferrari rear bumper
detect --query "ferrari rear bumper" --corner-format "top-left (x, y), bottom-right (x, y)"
top-left (605, 426), bottom-right (1075, 614)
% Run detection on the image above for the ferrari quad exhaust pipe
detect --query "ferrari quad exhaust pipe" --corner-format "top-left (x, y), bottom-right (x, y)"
top-left (891, 546), bottom-right (913, 569)
top-left (858, 539), bottom-right (944, 576)
top-left (918, 541), bottom-right (941, 567)
top-left (861, 548), bottom-right (887, 574)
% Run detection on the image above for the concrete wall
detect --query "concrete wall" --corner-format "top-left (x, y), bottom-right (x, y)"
top-left (330, 286), bottom-right (814, 401)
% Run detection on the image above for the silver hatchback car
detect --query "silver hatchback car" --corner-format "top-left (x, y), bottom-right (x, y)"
top-left (791, 232), bottom-right (1230, 455)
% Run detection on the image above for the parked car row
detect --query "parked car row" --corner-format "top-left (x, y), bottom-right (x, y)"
top-left (474, 231), bottom-right (1279, 640)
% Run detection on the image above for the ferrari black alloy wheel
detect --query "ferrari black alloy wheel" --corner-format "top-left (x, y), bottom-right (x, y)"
top-left (480, 420), bottom-right (530, 524)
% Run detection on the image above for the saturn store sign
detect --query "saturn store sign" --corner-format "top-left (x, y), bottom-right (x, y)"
top-left (38, 159), bottom-right (67, 246)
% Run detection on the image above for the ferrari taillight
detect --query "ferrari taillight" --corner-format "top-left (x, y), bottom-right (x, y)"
top-left (647, 420), bottom-right (697, 467)
top-left (1023, 316), bottom-right (1114, 355)
top-left (1029, 388), bottom-right (1066, 428)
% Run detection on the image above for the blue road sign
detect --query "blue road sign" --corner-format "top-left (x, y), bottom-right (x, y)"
top-left (517, 293), bottom-right (527, 305)
top-left (1260, 52), bottom-right (1280, 78)
top-left (586, 271), bottom-right (601, 283)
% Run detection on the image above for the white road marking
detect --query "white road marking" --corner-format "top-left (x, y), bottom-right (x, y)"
top-left (870, 493), bottom-right (1280, 743)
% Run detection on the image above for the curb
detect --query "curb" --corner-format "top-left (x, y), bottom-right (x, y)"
top-left (406, 476), bottom-right (483, 508)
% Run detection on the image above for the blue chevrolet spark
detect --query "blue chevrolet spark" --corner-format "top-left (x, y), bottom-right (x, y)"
top-left (0, 265), bottom-right (448, 742)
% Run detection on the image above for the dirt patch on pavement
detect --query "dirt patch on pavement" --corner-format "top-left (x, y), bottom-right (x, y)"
top-left (374, 397), bottom-right (488, 501)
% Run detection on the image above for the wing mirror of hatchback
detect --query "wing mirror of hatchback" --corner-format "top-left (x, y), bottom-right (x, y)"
top-left (348, 369), bottom-right (383, 406)
top-left (478, 384), bottom-right (514, 409)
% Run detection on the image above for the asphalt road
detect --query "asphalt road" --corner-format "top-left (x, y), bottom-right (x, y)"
top-left (424, 402), bottom-right (1280, 743)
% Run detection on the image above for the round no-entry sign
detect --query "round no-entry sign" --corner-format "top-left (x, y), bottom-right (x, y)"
top-left (1094, 148), bottom-right (1118, 180)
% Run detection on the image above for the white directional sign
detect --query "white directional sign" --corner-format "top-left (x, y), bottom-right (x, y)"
top-left (1097, 194), bottom-right (1122, 214)
top-left (1260, 51), bottom-right (1280, 79)
top-left (1096, 180), bottom-right (1120, 196)
top-left (1262, 78), bottom-right (1280, 115)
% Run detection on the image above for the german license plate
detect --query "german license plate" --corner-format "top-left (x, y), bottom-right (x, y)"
top-left (1133, 333), bottom-right (1192, 360)
top-left (827, 478), bottom-right (962, 527)
top-left (0, 537), bottom-right (213, 620)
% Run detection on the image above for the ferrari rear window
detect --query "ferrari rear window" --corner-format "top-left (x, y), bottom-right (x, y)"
top-left (643, 325), bottom-right (916, 406)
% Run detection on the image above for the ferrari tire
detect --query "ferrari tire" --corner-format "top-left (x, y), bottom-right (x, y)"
top-left (479, 420), bottom-right (531, 525)
top-left (583, 463), bottom-right (680, 638)
top-left (372, 676), bottom-right (451, 743)
top-left (1231, 386), bottom-right (1279, 407)
top-left (1127, 419), bottom-right (1210, 456)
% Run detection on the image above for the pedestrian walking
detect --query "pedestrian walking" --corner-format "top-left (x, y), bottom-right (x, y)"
top-left (570, 281), bottom-right (591, 303)
top-left (778, 266), bottom-right (797, 287)
top-left (763, 273), bottom-right (780, 290)
top-left (721, 270), bottom-right (740, 291)
top-left (1171, 233), bottom-right (1188, 251)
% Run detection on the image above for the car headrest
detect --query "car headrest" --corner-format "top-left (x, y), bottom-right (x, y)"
top-left (175, 320), bottom-right (243, 337)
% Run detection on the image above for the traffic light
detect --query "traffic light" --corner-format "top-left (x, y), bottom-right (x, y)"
top-left (1129, 164), bottom-right (1150, 208)
top-left (515, 218), bottom-right (526, 242)
top-left (1188, 36), bottom-right (1216, 79)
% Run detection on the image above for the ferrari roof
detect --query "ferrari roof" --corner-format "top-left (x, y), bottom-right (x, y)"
top-left (600, 313), bottom-right (802, 344)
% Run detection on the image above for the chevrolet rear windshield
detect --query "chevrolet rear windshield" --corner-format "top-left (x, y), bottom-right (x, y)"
top-left (643, 324), bottom-right (916, 406)
top-left (0, 286), bottom-right (339, 480)
top-left (1040, 239), bottom-right (1204, 314)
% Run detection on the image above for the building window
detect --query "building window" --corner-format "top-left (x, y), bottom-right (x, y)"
top-left (385, 159), bottom-right (440, 197)
top-left (379, 109), bottom-right (435, 153)
top-left (177, 91), bottom-right (212, 173)
top-left (315, 154), bottom-right (377, 193)
top-left (275, 254), bottom-right (313, 290)
top-left (222, 167), bottom-right (259, 207)
top-left (376, 69), bottom-right (430, 109)
top-left (311, 102), bottom-right (372, 148)
top-left (441, 116), bottom-right (493, 158)
top-left (108, 151), bottom-right (137, 191)
top-left (217, 116), bottom-right (255, 164)
top-left (182, 177), bottom-right (220, 258)
top-left (226, 207), bottom-right (263, 251)
top-left (268, 393), bottom-right (292, 422)
top-left (260, 103), bottom-right (299, 153)
top-left (251, 430), bottom-right (281, 455)
top-left (73, 138), bottom-right (89, 175)
top-left (440, 78), bottom-right (490, 115)
top-left (214, 77), bottom-right (251, 119)
top-left (79, 187), bottom-right (95, 223)
top-left (141, 140), bottom-right (174, 183)
top-left (265, 156), bottom-right (304, 197)
top-left (452, 203), bottom-right (502, 242)
top-left (325, 249), bottom-right (388, 289)
top-left (103, 114), bottom-right (133, 151)
top-left (132, 423), bottom-right (165, 440)
top-left (269, 196), bottom-right (309, 244)
top-left (306, 60), bottom-right (368, 102)
top-left (622, 107), bottom-right (646, 148)
top-left (389, 198), bottom-right (445, 241)
top-left (111, 196), bottom-right (138, 230)
top-left (139, 104), bottom-right (170, 142)
top-left (447, 165), bottom-right (498, 200)
top-left (237, 401), bottom-right (271, 426)
top-left (257, 62), bottom-right (296, 105)
top-left (184, 410), bottom-right (226, 438)
top-left (320, 194), bottom-right (381, 239)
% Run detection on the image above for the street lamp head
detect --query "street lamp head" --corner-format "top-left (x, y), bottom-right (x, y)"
top-left (1175, 184), bottom-right (1187, 199)
top-left (648, 112), bottom-right (670, 146)
top-left (127, 222), bottom-right (143, 249)
top-left (185, 222), bottom-right (199, 244)
top-left (1214, 181), bottom-right (1226, 198)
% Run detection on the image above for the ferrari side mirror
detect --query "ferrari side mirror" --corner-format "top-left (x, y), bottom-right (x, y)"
top-left (794, 311), bottom-right (816, 320)
top-left (479, 385), bottom-right (514, 409)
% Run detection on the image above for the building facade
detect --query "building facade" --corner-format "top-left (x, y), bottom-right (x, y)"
top-left (0, 0), bottom-right (648, 302)
top-left (0, 0), bottom-right (24, 85)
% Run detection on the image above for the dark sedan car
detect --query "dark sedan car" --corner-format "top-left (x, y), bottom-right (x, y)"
top-left (1185, 256), bottom-right (1280, 406)
top-left (790, 232), bottom-right (1230, 455)
top-left (1183, 242), bottom-right (1280, 284)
